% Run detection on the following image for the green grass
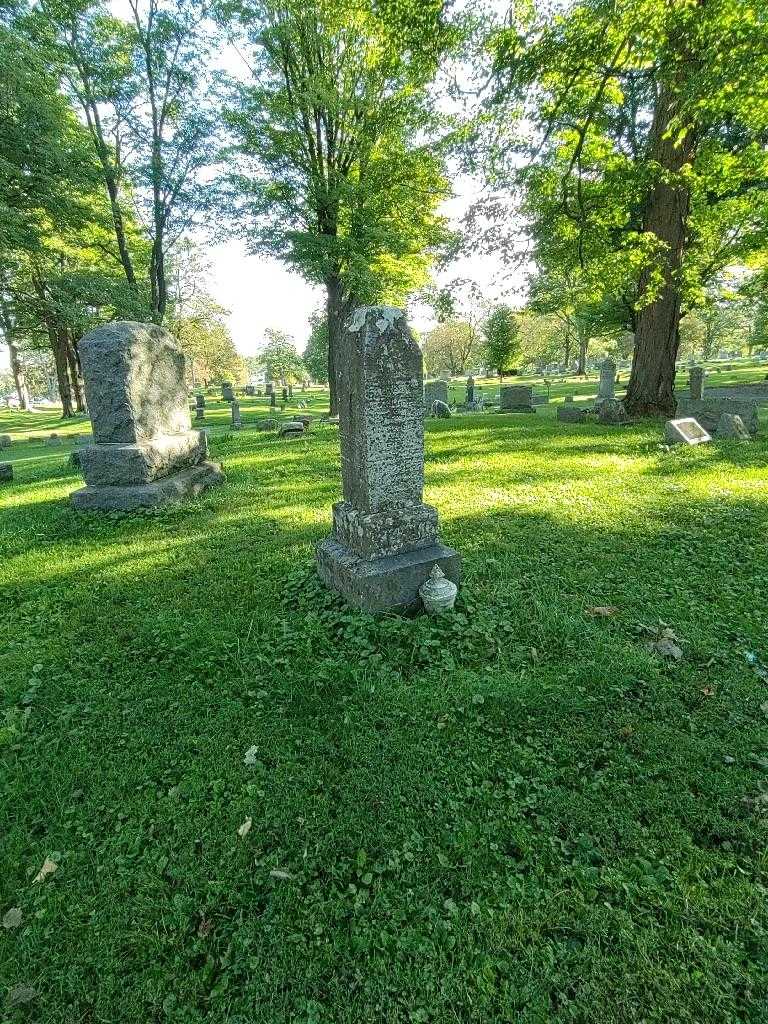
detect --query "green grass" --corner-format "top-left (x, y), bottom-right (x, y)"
top-left (2, 394), bottom-right (768, 1023)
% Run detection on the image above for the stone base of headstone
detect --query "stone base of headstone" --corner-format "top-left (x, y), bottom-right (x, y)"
top-left (715, 413), bottom-right (751, 440)
top-left (0, 462), bottom-right (12, 482)
top-left (0, 435), bottom-right (11, 448)
top-left (597, 399), bottom-right (629, 425)
top-left (664, 417), bottom-right (711, 446)
top-left (71, 462), bottom-right (224, 511)
top-left (317, 535), bottom-right (460, 614)
top-left (676, 397), bottom-right (758, 436)
top-left (279, 421), bottom-right (305, 439)
top-left (557, 406), bottom-right (587, 423)
top-left (72, 430), bottom-right (223, 510)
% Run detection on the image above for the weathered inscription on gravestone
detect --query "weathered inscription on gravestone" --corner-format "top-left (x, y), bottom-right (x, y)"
top-left (424, 379), bottom-right (449, 411)
top-left (676, 396), bottom-right (758, 436)
top-left (316, 307), bottom-right (460, 613)
top-left (664, 417), bottom-right (712, 446)
top-left (499, 385), bottom-right (535, 413)
top-left (71, 322), bottom-right (224, 510)
top-left (689, 366), bottom-right (705, 401)
top-left (595, 357), bottom-right (616, 408)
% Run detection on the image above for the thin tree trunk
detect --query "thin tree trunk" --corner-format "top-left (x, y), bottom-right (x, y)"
top-left (51, 324), bottom-right (75, 418)
top-left (624, 82), bottom-right (697, 417)
top-left (577, 334), bottom-right (588, 375)
top-left (563, 326), bottom-right (572, 370)
top-left (66, 332), bottom-right (86, 413)
top-left (0, 292), bottom-right (30, 410)
top-left (326, 272), bottom-right (345, 417)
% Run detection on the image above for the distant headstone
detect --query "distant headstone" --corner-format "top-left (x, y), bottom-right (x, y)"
top-left (47, 433), bottom-right (63, 446)
top-left (316, 306), bottom-right (460, 613)
top-left (279, 421), bottom-right (305, 439)
top-left (689, 366), bottom-right (705, 401)
top-left (231, 401), bottom-right (242, 430)
top-left (222, 382), bottom-right (234, 403)
top-left (676, 396), bottom-right (758, 436)
top-left (0, 462), bottom-right (12, 482)
top-left (664, 417), bottom-right (711, 446)
top-left (432, 400), bottom-right (451, 418)
top-left (597, 399), bottom-right (629, 425)
top-left (595, 357), bottom-right (617, 407)
top-left (71, 321), bottom-right (224, 511)
top-left (265, 382), bottom-right (274, 396)
top-left (465, 376), bottom-right (475, 404)
top-left (499, 385), bottom-right (535, 413)
top-left (715, 413), bottom-right (751, 441)
top-left (269, 392), bottom-right (276, 408)
top-left (424, 379), bottom-right (449, 410)
top-left (557, 406), bottom-right (587, 424)
top-left (257, 418), bottom-right (277, 431)
top-left (194, 394), bottom-right (205, 422)
top-left (244, 385), bottom-right (256, 397)
top-left (296, 414), bottom-right (312, 428)
top-left (0, 435), bottom-right (11, 448)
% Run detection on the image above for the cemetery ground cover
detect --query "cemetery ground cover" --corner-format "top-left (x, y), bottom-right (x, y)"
top-left (2, 399), bottom-right (768, 1023)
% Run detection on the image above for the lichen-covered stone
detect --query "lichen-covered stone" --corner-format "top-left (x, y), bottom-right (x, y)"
top-left (316, 306), bottom-right (460, 613)
top-left (557, 405), bottom-right (587, 423)
top-left (597, 398), bottom-right (629, 425)
top-left (676, 396), bottom-right (758, 436)
top-left (72, 321), bottom-right (223, 510)
top-left (78, 431), bottom-right (209, 486)
top-left (79, 322), bottom-right (190, 443)
top-left (499, 385), bottom-right (535, 413)
top-left (715, 412), bottom-right (751, 440)
top-left (279, 421), bottom-right (305, 438)
top-left (595, 358), bottom-right (617, 407)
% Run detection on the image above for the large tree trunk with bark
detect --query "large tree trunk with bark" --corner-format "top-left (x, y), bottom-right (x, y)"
top-left (624, 83), bottom-right (696, 417)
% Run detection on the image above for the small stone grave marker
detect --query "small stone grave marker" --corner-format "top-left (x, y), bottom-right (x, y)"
top-left (664, 417), bottom-right (712, 446)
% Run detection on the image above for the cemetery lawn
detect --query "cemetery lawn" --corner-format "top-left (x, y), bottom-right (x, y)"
top-left (2, 398), bottom-right (768, 1024)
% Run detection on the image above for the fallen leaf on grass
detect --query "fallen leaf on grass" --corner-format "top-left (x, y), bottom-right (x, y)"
top-left (7, 985), bottom-right (37, 1008)
top-left (237, 817), bottom-right (252, 839)
top-left (269, 869), bottom-right (293, 881)
top-left (2, 908), bottom-right (22, 930)
top-left (587, 606), bottom-right (619, 617)
top-left (32, 857), bottom-right (57, 884)
top-left (701, 686), bottom-right (715, 697)
top-left (197, 917), bottom-right (212, 938)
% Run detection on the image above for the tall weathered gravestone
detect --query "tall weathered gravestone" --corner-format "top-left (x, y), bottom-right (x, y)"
top-left (194, 394), bottom-right (205, 421)
top-left (231, 401), bottom-right (242, 430)
top-left (71, 322), bottom-right (224, 511)
top-left (316, 307), bottom-right (460, 613)
top-left (595, 357), bottom-right (616, 408)
top-left (499, 385), bottom-right (535, 413)
top-left (689, 366), bottom-right (705, 401)
top-left (222, 382), bottom-right (234, 403)
top-left (424, 379), bottom-right (449, 411)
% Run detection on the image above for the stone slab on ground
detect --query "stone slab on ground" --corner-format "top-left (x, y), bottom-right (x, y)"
top-left (664, 417), bottom-right (712, 446)
top-left (597, 399), bottom-right (629, 425)
top-left (676, 396), bottom-right (759, 435)
top-left (71, 463), bottom-right (224, 511)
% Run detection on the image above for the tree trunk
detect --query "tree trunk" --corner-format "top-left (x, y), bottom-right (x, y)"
top-left (326, 272), bottom-right (346, 417)
top-left (0, 293), bottom-right (30, 410)
top-left (66, 332), bottom-right (86, 413)
top-left (576, 334), bottom-right (588, 375)
top-left (563, 327), bottom-right (572, 370)
top-left (51, 324), bottom-right (75, 418)
top-left (624, 82), bottom-right (697, 417)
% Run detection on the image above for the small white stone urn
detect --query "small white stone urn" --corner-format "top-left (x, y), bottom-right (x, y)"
top-left (419, 564), bottom-right (458, 614)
